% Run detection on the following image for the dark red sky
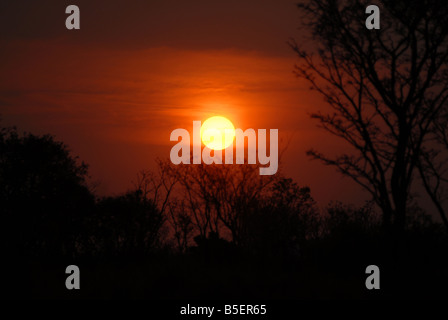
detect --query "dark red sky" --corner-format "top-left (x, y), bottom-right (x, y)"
top-left (0, 0), bottom-right (365, 206)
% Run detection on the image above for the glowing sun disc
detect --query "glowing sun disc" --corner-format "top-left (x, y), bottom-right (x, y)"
top-left (201, 116), bottom-right (235, 150)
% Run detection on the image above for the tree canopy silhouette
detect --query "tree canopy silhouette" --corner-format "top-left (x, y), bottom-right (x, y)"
top-left (160, 159), bottom-right (318, 257)
top-left (0, 126), bottom-right (94, 257)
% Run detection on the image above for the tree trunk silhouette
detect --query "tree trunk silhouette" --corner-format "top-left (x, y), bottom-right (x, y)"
top-left (290, 0), bottom-right (448, 235)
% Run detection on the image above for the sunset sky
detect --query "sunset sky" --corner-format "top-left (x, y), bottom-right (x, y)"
top-left (0, 0), bottom-right (364, 205)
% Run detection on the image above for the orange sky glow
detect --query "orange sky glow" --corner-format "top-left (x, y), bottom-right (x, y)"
top-left (0, 0), bottom-right (365, 205)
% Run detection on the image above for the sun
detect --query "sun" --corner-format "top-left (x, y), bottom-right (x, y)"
top-left (201, 116), bottom-right (236, 150)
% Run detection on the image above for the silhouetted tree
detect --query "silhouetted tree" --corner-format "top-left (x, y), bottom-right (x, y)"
top-left (290, 0), bottom-right (448, 234)
top-left (417, 110), bottom-right (448, 231)
top-left (243, 178), bottom-right (319, 258)
top-left (167, 199), bottom-right (194, 253)
top-left (323, 201), bottom-right (379, 238)
top-left (167, 161), bottom-right (277, 245)
top-left (91, 190), bottom-right (166, 257)
top-left (0, 126), bottom-right (94, 257)
top-left (86, 160), bottom-right (176, 257)
top-left (157, 158), bottom-right (319, 258)
top-left (133, 160), bottom-right (177, 217)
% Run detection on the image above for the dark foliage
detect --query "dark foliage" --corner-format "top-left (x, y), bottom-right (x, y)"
top-left (0, 126), bottom-right (94, 258)
top-left (86, 190), bottom-right (166, 257)
top-left (1, 125), bottom-right (447, 298)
